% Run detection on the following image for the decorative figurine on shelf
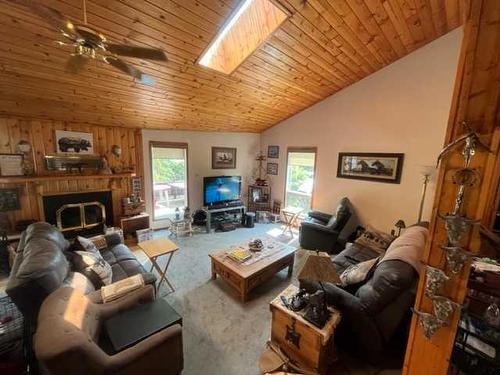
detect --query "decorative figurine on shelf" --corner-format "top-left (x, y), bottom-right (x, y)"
top-left (111, 145), bottom-right (122, 158)
top-left (253, 151), bottom-right (268, 186)
top-left (16, 140), bottom-right (35, 175)
top-left (175, 207), bottom-right (181, 220)
top-left (100, 156), bottom-right (113, 175)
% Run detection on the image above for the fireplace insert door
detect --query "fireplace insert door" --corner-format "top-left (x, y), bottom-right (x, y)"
top-left (150, 142), bottom-right (189, 223)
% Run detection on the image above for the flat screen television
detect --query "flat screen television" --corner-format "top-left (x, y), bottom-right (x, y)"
top-left (203, 176), bottom-right (242, 206)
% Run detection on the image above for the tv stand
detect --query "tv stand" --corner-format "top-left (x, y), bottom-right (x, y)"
top-left (203, 204), bottom-right (246, 233)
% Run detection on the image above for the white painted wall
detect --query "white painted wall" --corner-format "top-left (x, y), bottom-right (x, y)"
top-left (142, 130), bottom-right (260, 229)
top-left (261, 29), bottom-right (463, 232)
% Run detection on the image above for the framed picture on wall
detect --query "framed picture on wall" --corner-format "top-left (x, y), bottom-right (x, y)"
top-left (337, 152), bottom-right (404, 184)
top-left (0, 188), bottom-right (21, 212)
top-left (267, 162), bottom-right (278, 175)
top-left (0, 154), bottom-right (24, 176)
top-left (211, 147), bottom-right (237, 169)
top-left (267, 145), bottom-right (279, 159)
top-left (55, 130), bottom-right (94, 154)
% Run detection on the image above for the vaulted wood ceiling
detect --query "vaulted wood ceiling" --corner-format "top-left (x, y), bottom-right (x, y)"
top-left (0, 0), bottom-right (462, 132)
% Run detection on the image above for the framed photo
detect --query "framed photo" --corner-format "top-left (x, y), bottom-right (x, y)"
top-left (0, 188), bottom-right (21, 211)
top-left (212, 147), bottom-right (236, 169)
top-left (267, 162), bottom-right (278, 175)
top-left (131, 177), bottom-right (142, 194)
top-left (337, 152), bottom-right (404, 184)
top-left (267, 145), bottom-right (279, 159)
top-left (0, 154), bottom-right (24, 176)
top-left (55, 130), bottom-right (94, 154)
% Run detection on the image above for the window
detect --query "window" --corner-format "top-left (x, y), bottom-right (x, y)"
top-left (150, 142), bottom-right (188, 221)
top-left (285, 148), bottom-right (317, 211)
top-left (198, 0), bottom-right (288, 74)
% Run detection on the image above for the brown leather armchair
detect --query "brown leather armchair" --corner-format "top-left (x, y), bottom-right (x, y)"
top-left (34, 286), bottom-right (183, 375)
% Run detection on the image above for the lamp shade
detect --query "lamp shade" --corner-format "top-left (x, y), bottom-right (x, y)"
top-left (298, 251), bottom-right (340, 284)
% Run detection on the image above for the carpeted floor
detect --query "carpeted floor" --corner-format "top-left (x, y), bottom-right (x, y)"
top-left (133, 224), bottom-right (400, 375)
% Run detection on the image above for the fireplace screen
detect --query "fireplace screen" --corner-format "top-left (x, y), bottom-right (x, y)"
top-left (56, 202), bottom-right (106, 232)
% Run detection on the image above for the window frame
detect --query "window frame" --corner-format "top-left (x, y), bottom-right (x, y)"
top-left (284, 146), bottom-right (318, 210)
top-left (149, 141), bottom-right (189, 223)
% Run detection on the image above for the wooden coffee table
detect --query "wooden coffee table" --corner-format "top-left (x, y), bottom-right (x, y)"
top-left (209, 239), bottom-right (296, 302)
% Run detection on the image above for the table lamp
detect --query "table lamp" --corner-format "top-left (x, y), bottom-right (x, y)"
top-left (297, 251), bottom-right (340, 328)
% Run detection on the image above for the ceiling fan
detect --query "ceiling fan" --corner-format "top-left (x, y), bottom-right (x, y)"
top-left (11, 0), bottom-right (167, 85)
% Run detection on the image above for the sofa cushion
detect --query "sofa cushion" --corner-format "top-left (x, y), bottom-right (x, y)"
top-left (101, 244), bottom-right (137, 265)
top-left (74, 236), bottom-right (100, 254)
top-left (63, 272), bottom-right (95, 295)
top-left (17, 239), bottom-right (69, 281)
top-left (71, 251), bottom-right (113, 287)
top-left (333, 243), bottom-right (379, 273)
top-left (326, 198), bottom-right (351, 229)
top-left (110, 259), bottom-right (147, 283)
top-left (340, 257), bottom-right (379, 287)
top-left (24, 222), bottom-right (70, 252)
top-left (355, 226), bottom-right (394, 254)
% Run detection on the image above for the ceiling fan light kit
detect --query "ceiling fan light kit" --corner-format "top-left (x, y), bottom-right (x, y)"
top-left (11, 0), bottom-right (167, 85)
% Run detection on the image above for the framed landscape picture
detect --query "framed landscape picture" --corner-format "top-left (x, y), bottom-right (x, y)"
top-left (337, 152), bottom-right (404, 184)
top-left (267, 145), bottom-right (279, 159)
top-left (212, 147), bottom-right (237, 169)
top-left (267, 162), bottom-right (278, 175)
top-left (55, 130), bottom-right (94, 154)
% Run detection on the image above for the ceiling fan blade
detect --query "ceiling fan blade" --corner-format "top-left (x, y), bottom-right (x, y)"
top-left (104, 56), bottom-right (156, 85)
top-left (8, 0), bottom-right (79, 39)
top-left (66, 55), bottom-right (88, 74)
top-left (105, 43), bottom-right (167, 61)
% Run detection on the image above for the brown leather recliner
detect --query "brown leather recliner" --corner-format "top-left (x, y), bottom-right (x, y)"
top-left (34, 286), bottom-right (183, 375)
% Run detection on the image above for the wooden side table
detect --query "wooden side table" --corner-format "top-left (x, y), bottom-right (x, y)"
top-left (281, 207), bottom-right (303, 237)
top-left (138, 237), bottom-right (179, 295)
top-left (270, 285), bottom-right (341, 374)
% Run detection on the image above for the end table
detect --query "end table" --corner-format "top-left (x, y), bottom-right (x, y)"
top-left (269, 285), bottom-right (341, 374)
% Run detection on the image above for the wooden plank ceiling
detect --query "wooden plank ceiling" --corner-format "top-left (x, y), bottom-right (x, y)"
top-left (0, 0), bottom-right (462, 132)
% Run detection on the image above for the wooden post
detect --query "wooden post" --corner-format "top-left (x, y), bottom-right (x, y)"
top-left (403, 0), bottom-right (500, 373)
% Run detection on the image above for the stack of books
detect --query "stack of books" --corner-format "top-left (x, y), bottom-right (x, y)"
top-left (227, 247), bottom-right (252, 263)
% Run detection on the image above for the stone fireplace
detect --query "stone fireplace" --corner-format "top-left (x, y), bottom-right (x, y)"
top-left (43, 191), bottom-right (113, 237)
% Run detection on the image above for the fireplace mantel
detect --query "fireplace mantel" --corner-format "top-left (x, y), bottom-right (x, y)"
top-left (0, 172), bottom-right (135, 184)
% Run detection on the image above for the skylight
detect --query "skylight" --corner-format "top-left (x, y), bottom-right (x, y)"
top-left (198, 0), bottom-right (288, 75)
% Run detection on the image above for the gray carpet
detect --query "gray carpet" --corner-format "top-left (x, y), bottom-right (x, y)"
top-left (133, 224), bottom-right (400, 375)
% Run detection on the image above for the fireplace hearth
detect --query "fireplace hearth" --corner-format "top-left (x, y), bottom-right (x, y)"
top-left (43, 191), bottom-right (113, 237)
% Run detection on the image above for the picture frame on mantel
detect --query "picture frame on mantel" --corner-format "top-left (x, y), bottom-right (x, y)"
top-left (212, 147), bottom-right (237, 169)
top-left (337, 152), bottom-right (404, 184)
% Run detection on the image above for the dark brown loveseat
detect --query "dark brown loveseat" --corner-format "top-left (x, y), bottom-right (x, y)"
top-left (6, 222), bottom-right (155, 323)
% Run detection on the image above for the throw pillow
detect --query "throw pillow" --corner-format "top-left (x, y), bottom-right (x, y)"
top-left (355, 226), bottom-right (395, 254)
top-left (340, 257), bottom-right (379, 287)
top-left (71, 250), bottom-right (112, 288)
top-left (73, 235), bottom-right (100, 254)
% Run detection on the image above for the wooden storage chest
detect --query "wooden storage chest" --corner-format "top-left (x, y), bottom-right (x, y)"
top-left (270, 285), bottom-right (341, 374)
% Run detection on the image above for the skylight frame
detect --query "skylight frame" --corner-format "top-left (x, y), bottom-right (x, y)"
top-left (197, 0), bottom-right (290, 75)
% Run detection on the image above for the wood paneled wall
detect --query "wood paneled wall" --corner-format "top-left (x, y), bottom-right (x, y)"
top-left (403, 0), bottom-right (500, 373)
top-left (0, 117), bottom-right (142, 229)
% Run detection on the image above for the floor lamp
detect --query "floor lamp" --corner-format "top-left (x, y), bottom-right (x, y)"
top-left (418, 166), bottom-right (435, 223)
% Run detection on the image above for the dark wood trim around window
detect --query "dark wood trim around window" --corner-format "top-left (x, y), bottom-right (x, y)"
top-left (284, 147), bottom-right (318, 210)
top-left (149, 141), bottom-right (189, 223)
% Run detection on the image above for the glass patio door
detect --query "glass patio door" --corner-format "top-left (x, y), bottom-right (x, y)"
top-left (150, 142), bottom-right (188, 221)
top-left (285, 148), bottom-right (317, 211)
